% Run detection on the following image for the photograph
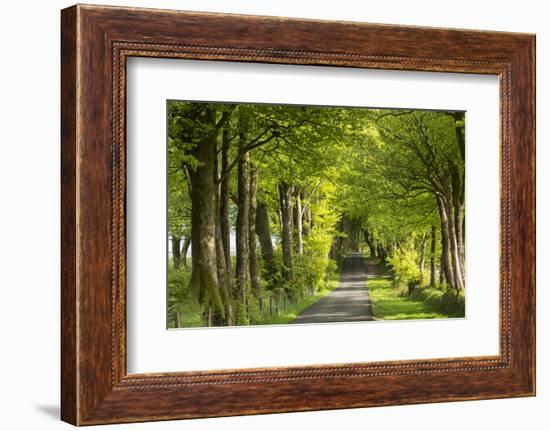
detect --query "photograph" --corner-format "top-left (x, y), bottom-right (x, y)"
top-left (167, 101), bottom-right (466, 328)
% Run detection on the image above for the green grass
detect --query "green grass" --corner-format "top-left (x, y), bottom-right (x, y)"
top-left (255, 272), bottom-right (341, 325)
top-left (368, 276), bottom-right (455, 320)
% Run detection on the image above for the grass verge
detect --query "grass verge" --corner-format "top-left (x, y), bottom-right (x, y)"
top-left (368, 276), bottom-right (460, 320)
top-left (407, 286), bottom-right (465, 317)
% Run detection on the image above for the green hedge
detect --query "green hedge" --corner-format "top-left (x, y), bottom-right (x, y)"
top-left (406, 286), bottom-right (465, 317)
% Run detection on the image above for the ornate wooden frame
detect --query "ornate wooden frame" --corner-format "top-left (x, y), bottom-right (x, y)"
top-left (61, 4), bottom-right (536, 425)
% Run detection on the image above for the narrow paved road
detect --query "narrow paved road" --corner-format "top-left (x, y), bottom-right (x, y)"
top-left (291, 254), bottom-right (373, 324)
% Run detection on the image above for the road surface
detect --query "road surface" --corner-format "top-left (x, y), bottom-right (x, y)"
top-left (291, 254), bottom-right (373, 324)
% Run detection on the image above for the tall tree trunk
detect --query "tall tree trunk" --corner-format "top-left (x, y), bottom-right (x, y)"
top-left (293, 189), bottom-right (303, 255)
top-left (419, 233), bottom-right (428, 285)
top-left (439, 253), bottom-right (445, 284)
top-left (452, 111), bottom-right (466, 284)
top-left (303, 203), bottom-right (312, 236)
top-left (437, 196), bottom-right (455, 290)
top-left (455, 199), bottom-right (465, 278)
top-left (214, 210), bottom-right (231, 324)
top-left (220, 124), bottom-right (233, 288)
top-left (248, 165), bottom-right (261, 299)
top-left (255, 201), bottom-right (276, 281)
top-left (171, 235), bottom-right (181, 269)
top-left (453, 111), bottom-right (466, 162)
top-left (452, 169), bottom-right (466, 281)
top-left (188, 107), bottom-right (224, 319)
top-left (236, 119), bottom-right (250, 306)
top-left (181, 235), bottom-right (191, 267)
top-left (279, 182), bottom-right (294, 282)
top-left (429, 225), bottom-right (436, 286)
top-left (214, 137), bottom-right (232, 325)
top-left (444, 195), bottom-right (465, 291)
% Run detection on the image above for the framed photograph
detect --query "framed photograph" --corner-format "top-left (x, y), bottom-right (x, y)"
top-left (61, 4), bottom-right (535, 425)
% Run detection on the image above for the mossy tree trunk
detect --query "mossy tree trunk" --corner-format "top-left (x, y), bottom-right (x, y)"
top-left (293, 189), bottom-right (303, 255)
top-left (220, 124), bottom-right (234, 289)
top-left (278, 182), bottom-right (294, 282)
top-left (171, 235), bottom-right (181, 269)
top-left (255, 201), bottom-right (276, 282)
top-left (248, 165), bottom-right (261, 300)
top-left (429, 225), bottom-right (436, 286)
top-left (188, 107), bottom-right (225, 323)
top-left (214, 132), bottom-right (232, 325)
top-left (181, 235), bottom-right (191, 267)
top-left (236, 112), bottom-right (250, 311)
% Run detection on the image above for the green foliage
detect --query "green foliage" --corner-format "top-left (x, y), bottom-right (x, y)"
top-left (386, 239), bottom-right (422, 287)
top-left (235, 300), bottom-right (250, 326)
top-left (245, 293), bottom-right (263, 324)
top-left (292, 213), bottom-right (338, 292)
top-left (290, 254), bottom-right (336, 295)
top-left (167, 264), bottom-right (203, 328)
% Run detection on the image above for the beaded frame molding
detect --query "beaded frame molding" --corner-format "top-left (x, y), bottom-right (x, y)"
top-left (61, 4), bottom-right (535, 425)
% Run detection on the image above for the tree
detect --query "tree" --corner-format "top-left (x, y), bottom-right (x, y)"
top-left (248, 165), bottom-right (261, 300)
top-left (255, 200), bottom-right (277, 282)
top-left (169, 103), bottom-right (232, 323)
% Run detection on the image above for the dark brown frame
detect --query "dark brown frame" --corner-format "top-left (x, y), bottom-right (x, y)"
top-left (61, 4), bottom-right (536, 426)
